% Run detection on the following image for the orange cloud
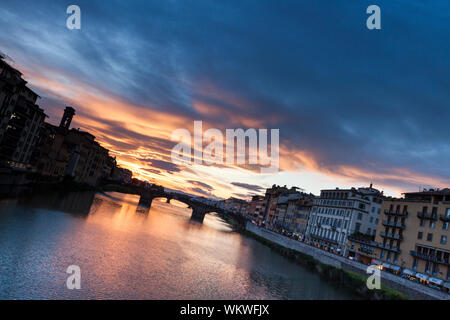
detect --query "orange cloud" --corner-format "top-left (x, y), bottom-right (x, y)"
top-left (17, 64), bottom-right (450, 199)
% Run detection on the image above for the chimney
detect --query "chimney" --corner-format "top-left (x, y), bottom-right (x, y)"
top-left (59, 106), bottom-right (76, 130)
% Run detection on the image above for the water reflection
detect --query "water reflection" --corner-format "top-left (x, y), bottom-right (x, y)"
top-left (0, 191), bottom-right (354, 300)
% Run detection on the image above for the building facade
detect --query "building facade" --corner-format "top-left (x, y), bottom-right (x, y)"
top-left (347, 189), bottom-right (450, 284)
top-left (305, 185), bottom-right (383, 255)
top-left (0, 55), bottom-right (46, 168)
top-left (261, 185), bottom-right (289, 228)
top-left (247, 195), bottom-right (265, 222)
top-left (33, 106), bottom-right (125, 185)
top-left (273, 192), bottom-right (314, 234)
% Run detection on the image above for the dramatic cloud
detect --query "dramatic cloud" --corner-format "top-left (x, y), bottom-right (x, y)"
top-left (231, 182), bottom-right (265, 193)
top-left (1, 0), bottom-right (449, 197)
top-left (142, 159), bottom-right (182, 174)
top-left (187, 180), bottom-right (214, 192)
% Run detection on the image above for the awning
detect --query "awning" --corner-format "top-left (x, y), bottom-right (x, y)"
top-left (402, 269), bottom-right (415, 276)
top-left (382, 262), bottom-right (391, 269)
top-left (415, 273), bottom-right (429, 281)
top-left (429, 277), bottom-right (443, 286)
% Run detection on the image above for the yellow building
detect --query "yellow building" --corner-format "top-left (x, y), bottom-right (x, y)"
top-left (347, 189), bottom-right (450, 286)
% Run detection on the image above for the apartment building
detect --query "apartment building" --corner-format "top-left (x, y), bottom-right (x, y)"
top-left (347, 188), bottom-right (450, 285)
top-left (285, 194), bottom-right (314, 237)
top-left (273, 192), bottom-right (314, 235)
top-left (111, 166), bottom-right (133, 184)
top-left (247, 195), bottom-right (265, 222)
top-left (0, 55), bottom-right (46, 167)
top-left (34, 106), bottom-right (118, 185)
top-left (305, 185), bottom-right (383, 255)
top-left (64, 128), bottom-right (110, 185)
top-left (261, 185), bottom-right (289, 228)
top-left (221, 197), bottom-right (249, 216)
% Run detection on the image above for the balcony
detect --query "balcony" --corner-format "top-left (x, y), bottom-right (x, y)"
top-left (382, 220), bottom-right (406, 229)
top-left (378, 243), bottom-right (400, 253)
top-left (357, 246), bottom-right (374, 255)
top-left (384, 209), bottom-right (408, 217)
top-left (417, 212), bottom-right (437, 221)
top-left (379, 232), bottom-right (402, 240)
top-left (410, 250), bottom-right (450, 265)
top-left (439, 215), bottom-right (450, 223)
top-left (310, 233), bottom-right (339, 245)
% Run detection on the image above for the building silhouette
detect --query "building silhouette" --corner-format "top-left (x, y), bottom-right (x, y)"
top-left (0, 54), bottom-right (131, 186)
top-left (0, 55), bottom-right (47, 168)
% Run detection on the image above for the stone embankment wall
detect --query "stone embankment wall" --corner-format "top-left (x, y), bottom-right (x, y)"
top-left (245, 222), bottom-right (449, 300)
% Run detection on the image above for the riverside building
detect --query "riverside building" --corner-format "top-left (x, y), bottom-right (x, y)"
top-left (305, 184), bottom-right (383, 256)
top-left (347, 188), bottom-right (450, 287)
top-left (0, 55), bottom-right (46, 168)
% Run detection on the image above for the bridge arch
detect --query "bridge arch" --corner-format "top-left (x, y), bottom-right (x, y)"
top-left (137, 189), bottom-right (223, 223)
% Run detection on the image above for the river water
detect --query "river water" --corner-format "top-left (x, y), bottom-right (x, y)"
top-left (0, 191), bottom-right (354, 299)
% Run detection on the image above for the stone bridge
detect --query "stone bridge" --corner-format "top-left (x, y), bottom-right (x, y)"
top-left (137, 187), bottom-right (222, 223)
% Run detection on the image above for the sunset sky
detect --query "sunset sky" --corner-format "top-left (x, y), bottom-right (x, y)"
top-left (1, 0), bottom-right (450, 199)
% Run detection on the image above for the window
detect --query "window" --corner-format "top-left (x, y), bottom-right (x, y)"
top-left (427, 233), bottom-right (433, 242)
top-left (418, 232), bottom-right (423, 240)
top-left (430, 221), bottom-right (435, 229)
top-left (412, 258), bottom-right (417, 271)
top-left (420, 219), bottom-right (425, 227)
top-left (425, 261), bottom-right (430, 274)
top-left (443, 222), bottom-right (449, 231)
top-left (357, 212), bottom-right (362, 220)
top-left (441, 235), bottom-right (447, 245)
top-left (446, 208), bottom-right (450, 218)
top-left (355, 223), bottom-right (361, 232)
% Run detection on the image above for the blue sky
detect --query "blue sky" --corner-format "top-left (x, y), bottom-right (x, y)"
top-left (1, 0), bottom-right (450, 198)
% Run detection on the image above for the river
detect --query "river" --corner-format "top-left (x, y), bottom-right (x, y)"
top-left (0, 191), bottom-right (354, 299)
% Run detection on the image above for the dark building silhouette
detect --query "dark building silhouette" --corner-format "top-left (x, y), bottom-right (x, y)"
top-left (59, 106), bottom-right (75, 131)
top-left (0, 54), bottom-right (132, 186)
top-left (0, 55), bottom-right (47, 168)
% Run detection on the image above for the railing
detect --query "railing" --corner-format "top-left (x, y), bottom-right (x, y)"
top-left (410, 250), bottom-right (450, 265)
top-left (439, 215), bottom-right (450, 223)
top-left (382, 220), bottom-right (406, 229)
top-left (384, 209), bottom-right (408, 217)
top-left (417, 212), bottom-right (438, 221)
top-left (380, 232), bottom-right (402, 240)
top-left (375, 242), bottom-right (400, 253)
top-left (358, 246), bottom-right (374, 255)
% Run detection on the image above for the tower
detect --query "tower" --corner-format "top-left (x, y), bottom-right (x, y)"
top-left (59, 106), bottom-right (76, 130)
